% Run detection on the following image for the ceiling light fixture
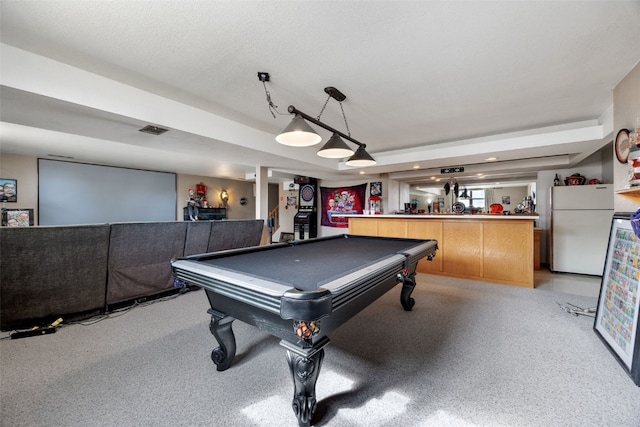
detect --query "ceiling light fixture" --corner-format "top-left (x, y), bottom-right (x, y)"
top-left (316, 133), bottom-right (354, 158)
top-left (273, 84), bottom-right (376, 167)
top-left (345, 145), bottom-right (376, 167)
top-left (275, 114), bottom-right (321, 146)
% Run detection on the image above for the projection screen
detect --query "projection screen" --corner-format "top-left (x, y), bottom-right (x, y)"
top-left (38, 159), bottom-right (176, 225)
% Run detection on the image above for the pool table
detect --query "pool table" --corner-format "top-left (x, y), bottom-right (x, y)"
top-left (171, 234), bottom-right (437, 426)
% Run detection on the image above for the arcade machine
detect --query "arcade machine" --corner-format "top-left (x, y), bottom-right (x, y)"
top-left (293, 176), bottom-right (318, 240)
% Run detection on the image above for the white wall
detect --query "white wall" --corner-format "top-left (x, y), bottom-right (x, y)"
top-left (274, 180), bottom-right (299, 240)
top-left (613, 61), bottom-right (640, 212)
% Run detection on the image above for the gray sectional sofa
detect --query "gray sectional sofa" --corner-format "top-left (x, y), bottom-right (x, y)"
top-left (0, 219), bottom-right (264, 330)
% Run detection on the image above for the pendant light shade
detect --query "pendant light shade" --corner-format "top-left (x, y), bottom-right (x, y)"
top-left (275, 114), bottom-right (322, 147)
top-left (317, 133), bottom-right (355, 158)
top-left (345, 145), bottom-right (377, 167)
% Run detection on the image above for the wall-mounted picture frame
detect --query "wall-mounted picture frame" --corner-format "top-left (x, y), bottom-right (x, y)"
top-left (370, 181), bottom-right (382, 197)
top-left (594, 212), bottom-right (640, 386)
top-left (0, 178), bottom-right (17, 202)
top-left (1, 209), bottom-right (33, 227)
top-left (502, 196), bottom-right (510, 205)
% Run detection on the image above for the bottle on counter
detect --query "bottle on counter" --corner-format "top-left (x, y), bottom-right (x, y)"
top-left (554, 174), bottom-right (560, 186)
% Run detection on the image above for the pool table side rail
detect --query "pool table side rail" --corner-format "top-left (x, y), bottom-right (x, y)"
top-left (173, 255), bottom-right (410, 320)
top-left (330, 259), bottom-right (406, 310)
top-left (172, 262), bottom-right (282, 315)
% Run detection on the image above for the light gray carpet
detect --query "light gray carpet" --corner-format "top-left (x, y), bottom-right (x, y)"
top-left (2, 273), bottom-right (639, 427)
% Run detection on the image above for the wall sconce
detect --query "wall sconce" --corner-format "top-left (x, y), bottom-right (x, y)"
top-left (220, 190), bottom-right (229, 206)
top-left (266, 80), bottom-right (376, 167)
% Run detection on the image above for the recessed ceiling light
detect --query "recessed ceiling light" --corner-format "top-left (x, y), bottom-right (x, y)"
top-left (359, 170), bottom-right (365, 174)
top-left (430, 176), bottom-right (436, 180)
top-left (413, 165), bottom-right (420, 169)
top-left (485, 157), bottom-right (498, 161)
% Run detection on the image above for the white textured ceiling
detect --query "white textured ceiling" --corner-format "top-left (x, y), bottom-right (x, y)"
top-left (1, 1), bottom-right (639, 186)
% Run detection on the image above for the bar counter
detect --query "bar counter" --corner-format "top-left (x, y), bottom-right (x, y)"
top-left (340, 213), bottom-right (539, 287)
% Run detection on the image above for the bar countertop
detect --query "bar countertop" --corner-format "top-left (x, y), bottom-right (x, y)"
top-left (335, 213), bottom-right (539, 220)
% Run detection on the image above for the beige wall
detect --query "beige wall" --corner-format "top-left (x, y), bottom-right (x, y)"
top-left (0, 154), bottom-right (39, 224)
top-left (0, 154), bottom-right (259, 224)
top-left (613, 61), bottom-right (640, 212)
top-left (176, 174), bottom-right (256, 220)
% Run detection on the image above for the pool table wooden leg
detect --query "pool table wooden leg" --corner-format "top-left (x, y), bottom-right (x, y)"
top-left (399, 273), bottom-right (416, 311)
top-left (281, 337), bottom-right (330, 427)
top-left (207, 308), bottom-right (236, 371)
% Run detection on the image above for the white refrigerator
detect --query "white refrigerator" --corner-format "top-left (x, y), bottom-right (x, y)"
top-left (550, 185), bottom-right (614, 275)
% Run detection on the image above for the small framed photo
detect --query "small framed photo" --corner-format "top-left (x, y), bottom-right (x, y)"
top-left (0, 178), bottom-right (17, 202)
top-left (279, 232), bottom-right (295, 243)
top-left (502, 196), bottom-right (510, 205)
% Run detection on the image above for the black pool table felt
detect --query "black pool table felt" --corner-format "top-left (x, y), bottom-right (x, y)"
top-left (195, 236), bottom-right (426, 291)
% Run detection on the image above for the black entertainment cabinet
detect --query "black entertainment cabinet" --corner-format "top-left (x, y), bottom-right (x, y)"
top-left (182, 207), bottom-right (226, 221)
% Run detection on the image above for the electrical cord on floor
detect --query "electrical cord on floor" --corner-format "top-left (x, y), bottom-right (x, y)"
top-left (557, 301), bottom-right (596, 317)
top-left (66, 291), bottom-right (184, 326)
top-left (1, 288), bottom-right (191, 340)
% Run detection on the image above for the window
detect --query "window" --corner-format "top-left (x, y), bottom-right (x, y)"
top-left (460, 189), bottom-right (485, 210)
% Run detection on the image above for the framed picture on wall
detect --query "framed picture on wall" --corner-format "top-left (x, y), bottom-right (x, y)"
top-left (0, 178), bottom-right (17, 202)
top-left (2, 209), bottom-right (32, 227)
top-left (370, 181), bottom-right (382, 197)
top-left (594, 212), bottom-right (640, 386)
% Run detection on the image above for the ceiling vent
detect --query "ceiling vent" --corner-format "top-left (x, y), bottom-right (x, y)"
top-left (47, 154), bottom-right (75, 160)
top-left (139, 125), bottom-right (169, 135)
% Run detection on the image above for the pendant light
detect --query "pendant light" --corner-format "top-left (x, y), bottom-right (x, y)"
top-left (264, 76), bottom-right (376, 166)
top-left (275, 114), bottom-right (322, 146)
top-left (345, 145), bottom-right (376, 167)
top-left (317, 133), bottom-right (355, 158)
